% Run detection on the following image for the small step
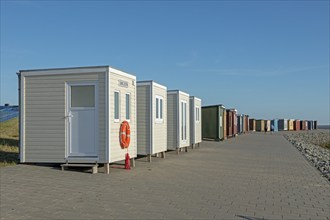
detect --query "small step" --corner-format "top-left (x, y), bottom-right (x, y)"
top-left (61, 163), bottom-right (98, 174)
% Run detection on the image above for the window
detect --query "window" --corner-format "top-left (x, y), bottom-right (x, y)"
top-left (156, 98), bottom-right (159, 119)
top-left (160, 98), bottom-right (163, 119)
top-left (195, 106), bottom-right (200, 122)
top-left (114, 91), bottom-right (119, 121)
top-left (126, 93), bottom-right (130, 120)
top-left (71, 85), bottom-right (95, 107)
top-left (181, 101), bottom-right (187, 141)
top-left (155, 96), bottom-right (163, 122)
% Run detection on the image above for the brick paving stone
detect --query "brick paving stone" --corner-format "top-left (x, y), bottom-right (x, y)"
top-left (1, 132), bottom-right (329, 219)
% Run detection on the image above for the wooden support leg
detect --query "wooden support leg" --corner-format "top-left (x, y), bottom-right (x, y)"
top-left (131, 158), bottom-right (135, 167)
top-left (176, 149), bottom-right (180, 155)
top-left (161, 151), bottom-right (166, 159)
top-left (185, 147), bottom-right (188, 152)
top-left (148, 154), bottom-right (152, 163)
top-left (104, 163), bottom-right (110, 174)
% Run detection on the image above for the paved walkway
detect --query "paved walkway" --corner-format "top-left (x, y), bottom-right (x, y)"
top-left (1, 133), bottom-right (329, 219)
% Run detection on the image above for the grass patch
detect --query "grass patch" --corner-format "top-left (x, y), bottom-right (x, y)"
top-left (0, 117), bottom-right (19, 167)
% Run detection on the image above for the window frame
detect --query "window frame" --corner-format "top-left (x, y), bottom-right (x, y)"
top-left (114, 90), bottom-right (120, 122)
top-left (155, 95), bottom-right (164, 123)
top-left (195, 106), bottom-right (200, 123)
top-left (70, 85), bottom-right (96, 108)
top-left (125, 93), bottom-right (131, 121)
top-left (181, 100), bottom-right (187, 142)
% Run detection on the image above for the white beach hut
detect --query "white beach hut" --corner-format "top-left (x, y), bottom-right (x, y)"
top-left (137, 81), bottom-right (167, 162)
top-left (17, 66), bottom-right (137, 174)
top-left (167, 90), bottom-right (190, 154)
top-left (189, 96), bottom-right (202, 148)
top-left (265, 120), bottom-right (271, 131)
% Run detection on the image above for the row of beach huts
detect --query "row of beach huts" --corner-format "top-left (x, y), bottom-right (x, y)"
top-left (249, 119), bottom-right (317, 132)
top-left (16, 66), bottom-right (317, 173)
top-left (201, 105), bottom-right (317, 141)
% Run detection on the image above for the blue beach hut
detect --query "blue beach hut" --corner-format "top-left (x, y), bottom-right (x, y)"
top-left (278, 119), bottom-right (288, 131)
top-left (271, 119), bottom-right (278, 132)
top-left (237, 114), bottom-right (243, 134)
top-left (308, 121), bottom-right (313, 130)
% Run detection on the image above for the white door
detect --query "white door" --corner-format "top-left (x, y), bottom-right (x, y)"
top-left (67, 83), bottom-right (98, 157)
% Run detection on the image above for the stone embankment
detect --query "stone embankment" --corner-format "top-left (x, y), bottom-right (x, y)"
top-left (285, 131), bottom-right (330, 181)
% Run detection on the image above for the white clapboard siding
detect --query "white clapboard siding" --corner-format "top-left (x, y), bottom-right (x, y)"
top-left (167, 90), bottom-right (190, 150)
top-left (137, 81), bottom-right (167, 156)
top-left (22, 70), bottom-right (106, 163)
top-left (178, 92), bottom-right (190, 148)
top-left (189, 97), bottom-right (202, 145)
top-left (137, 84), bottom-right (151, 155)
top-left (152, 84), bottom-right (167, 154)
top-left (167, 93), bottom-right (178, 150)
top-left (20, 66), bottom-right (138, 165)
top-left (109, 72), bottom-right (137, 163)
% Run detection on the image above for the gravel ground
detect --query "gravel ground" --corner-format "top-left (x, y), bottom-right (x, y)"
top-left (285, 130), bottom-right (330, 181)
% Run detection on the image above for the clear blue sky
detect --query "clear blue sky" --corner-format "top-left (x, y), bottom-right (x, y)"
top-left (1, 0), bottom-right (329, 124)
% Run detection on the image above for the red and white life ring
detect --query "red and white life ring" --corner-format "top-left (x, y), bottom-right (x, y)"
top-left (120, 121), bottom-right (130, 148)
